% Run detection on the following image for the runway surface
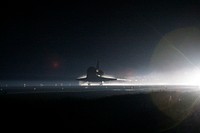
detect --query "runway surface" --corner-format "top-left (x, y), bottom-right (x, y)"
top-left (1, 83), bottom-right (200, 133)
top-left (0, 80), bottom-right (199, 95)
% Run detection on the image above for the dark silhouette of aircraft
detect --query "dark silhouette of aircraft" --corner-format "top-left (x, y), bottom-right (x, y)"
top-left (77, 61), bottom-right (117, 85)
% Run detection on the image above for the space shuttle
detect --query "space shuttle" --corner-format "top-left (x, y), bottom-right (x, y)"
top-left (77, 61), bottom-right (117, 85)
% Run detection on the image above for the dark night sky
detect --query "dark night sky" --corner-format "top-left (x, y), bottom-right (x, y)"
top-left (1, 1), bottom-right (200, 80)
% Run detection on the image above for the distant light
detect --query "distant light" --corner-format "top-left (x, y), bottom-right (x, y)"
top-left (24, 84), bottom-right (26, 87)
top-left (52, 61), bottom-right (60, 69)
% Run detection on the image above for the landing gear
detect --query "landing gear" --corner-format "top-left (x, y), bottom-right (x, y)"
top-left (86, 82), bottom-right (104, 86)
top-left (100, 81), bottom-right (104, 86)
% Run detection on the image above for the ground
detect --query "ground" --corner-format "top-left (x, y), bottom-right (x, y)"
top-left (0, 87), bottom-right (200, 132)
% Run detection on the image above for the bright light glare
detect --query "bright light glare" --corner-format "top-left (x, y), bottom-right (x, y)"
top-left (185, 70), bottom-right (200, 86)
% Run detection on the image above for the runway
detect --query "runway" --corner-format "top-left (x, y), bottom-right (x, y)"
top-left (1, 81), bottom-right (200, 133)
top-left (0, 80), bottom-right (199, 97)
